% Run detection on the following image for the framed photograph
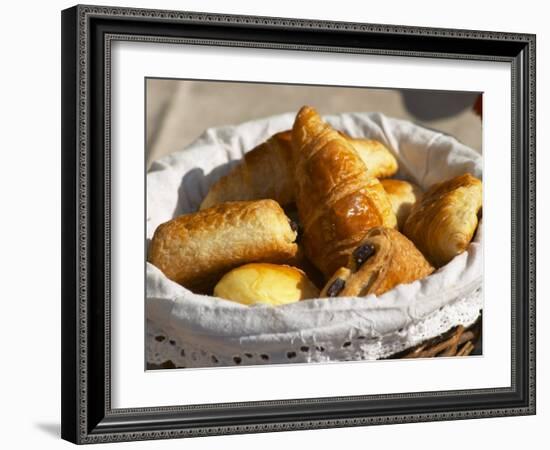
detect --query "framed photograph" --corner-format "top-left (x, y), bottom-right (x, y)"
top-left (61, 4), bottom-right (536, 444)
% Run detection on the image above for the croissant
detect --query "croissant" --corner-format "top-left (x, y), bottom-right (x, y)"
top-left (200, 129), bottom-right (398, 210)
top-left (403, 173), bottom-right (482, 267)
top-left (148, 200), bottom-right (298, 292)
top-left (338, 131), bottom-right (398, 179)
top-left (380, 179), bottom-right (423, 229)
top-left (200, 131), bottom-right (295, 210)
top-left (320, 227), bottom-right (434, 297)
top-left (292, 106), bottom-right (397, 276)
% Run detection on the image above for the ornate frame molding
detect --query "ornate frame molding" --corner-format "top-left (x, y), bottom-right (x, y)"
top-left (61, 4), bottom-right (536, 444)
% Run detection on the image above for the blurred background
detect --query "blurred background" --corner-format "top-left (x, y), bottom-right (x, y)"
top-left (146, 79), bottom-right (482, 168)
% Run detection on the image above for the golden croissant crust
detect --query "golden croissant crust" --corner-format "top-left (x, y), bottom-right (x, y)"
top-left (148, 200), bottom-right (298, 292)
top-left (292, 106), bottom-right (397, 276)
top-left (403, 173), bottom-right (482, 267)
top-left (381, 179), bottom-right (423, 229)
top-left (200, 131), bottom-right (295, 209)
top-left (320, 227), bottom-right (434, 297)
top-left (338, 131), bottom-right (398, 179)
top-left (200, 129), bottom-right (398, 210)
top-left (213, 263), bottom-right (319, 306)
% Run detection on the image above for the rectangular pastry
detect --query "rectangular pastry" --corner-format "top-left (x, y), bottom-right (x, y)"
top-left (148, 199), bottom-right (298, 292)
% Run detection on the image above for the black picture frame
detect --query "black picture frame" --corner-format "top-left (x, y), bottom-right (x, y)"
top-left (61, 4), bottom-right (536, 444)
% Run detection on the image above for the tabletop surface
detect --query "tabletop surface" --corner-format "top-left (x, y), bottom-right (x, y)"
top-left (146, 79), bottom-right (482, 168)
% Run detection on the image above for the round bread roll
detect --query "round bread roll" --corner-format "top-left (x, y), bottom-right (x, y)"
top-left (213, 263), bottom-right (319, 306)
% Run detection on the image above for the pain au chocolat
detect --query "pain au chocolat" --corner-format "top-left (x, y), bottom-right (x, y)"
top-left (320, 227), bottom-right (434, 298)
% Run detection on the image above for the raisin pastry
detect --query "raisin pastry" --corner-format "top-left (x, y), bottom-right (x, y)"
top-left (200, 129), bottom-right (398, 210)
top-left (320, 227), bottom-right (434, 298)
top-left (292, 105), bottom-right (397, 276)
top-left (213, 263), bottom-right (319, 306)
top-left (403, 173), bottom-right (482, 267)
top-left (380, 179), bottom-right (423, 229)
top-left (148, 200), bottom-right (298, 292)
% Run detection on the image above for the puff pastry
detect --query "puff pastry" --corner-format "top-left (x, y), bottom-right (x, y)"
top-left (320, 227), bottom-right (434, 297)
top-left (292, 106), bottom-right (397, 276)
top-left (403, 173), bottom-right (482, 267)
top-left (338, 131), bottom-right (398, 179)
top-left (148, 200), bottom-right (298, 291)
top-left (200, 131), bottom-right (295, 209)
top-left (381, 179), bottom-right (423, 229)
top-left (200, 129), bottom-right (398, 210)
top-left (213, 263), bottom-right (319, 306)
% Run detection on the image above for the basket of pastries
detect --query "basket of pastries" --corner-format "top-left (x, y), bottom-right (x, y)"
top-left (146, 106), bottom-right (482, 369)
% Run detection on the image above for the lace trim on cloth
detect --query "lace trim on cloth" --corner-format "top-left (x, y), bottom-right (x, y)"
top-left (146, 286), bottom-right (482, 368)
